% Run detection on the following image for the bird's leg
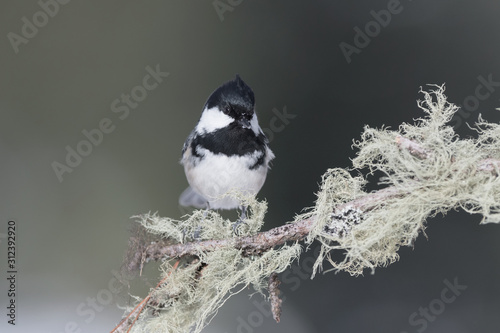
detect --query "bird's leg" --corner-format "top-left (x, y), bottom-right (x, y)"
top-left (202, 202), bottom-right (211, 221)
top-left (232, 205), bottom-right (248, 235)
top-left (193, 204), bottom-right (209, 239)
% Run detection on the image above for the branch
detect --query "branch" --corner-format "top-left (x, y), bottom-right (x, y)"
top-left (395, 135), bottom-right (499, 176)
top-left (111, 261), bottom-right (180, 333)
top-left (395, 135), bottom-right (431, 159)
top-left (126, 136), bottom-right (499, 270)
top-left (127, 185), bottom-right (405, 271)
top-left (477, 158), bottom-right (500, 175)
top-left (268, 272), bottom-right (282, 323)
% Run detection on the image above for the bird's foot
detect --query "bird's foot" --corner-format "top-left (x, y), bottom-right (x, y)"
top-left (232, 206), bottom-right (249, 235)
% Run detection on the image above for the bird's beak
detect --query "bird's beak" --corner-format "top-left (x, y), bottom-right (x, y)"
top-left (238, 117), bottom-right (252, 129)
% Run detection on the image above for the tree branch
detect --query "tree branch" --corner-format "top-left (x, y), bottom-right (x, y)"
top-left (268, 272), bottom-right (282, 323)
top-left (125, 136), bottom-right (499, 271)
top-left (395, 135), bottom-right (431, 159)
top-left (127, 185), bottom-right (406, 271)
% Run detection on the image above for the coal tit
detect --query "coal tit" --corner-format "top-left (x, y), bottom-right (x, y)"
top-left (179, 75), bottom-right (274, 213)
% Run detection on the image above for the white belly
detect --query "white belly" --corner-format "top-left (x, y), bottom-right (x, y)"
top-left (184, 151), bottom-right (268, 209)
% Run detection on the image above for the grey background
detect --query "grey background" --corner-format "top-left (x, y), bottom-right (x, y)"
top-left (1, 0), bottom-right (500, 332)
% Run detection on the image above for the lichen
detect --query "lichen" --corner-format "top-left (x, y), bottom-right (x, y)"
top-left (128, 195), bottom-right (301, 333)
top-left (303, 85), bottom-right (500, 277)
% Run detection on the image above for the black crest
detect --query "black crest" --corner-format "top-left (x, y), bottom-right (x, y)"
top-left (204, 75), bottom-right (255, 117)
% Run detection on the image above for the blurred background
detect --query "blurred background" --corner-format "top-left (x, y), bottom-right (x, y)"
top-left (1, 0), bottom-right (500, 332)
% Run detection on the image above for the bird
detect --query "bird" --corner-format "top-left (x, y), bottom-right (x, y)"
top-left (179, 75), bottom-right (274, 223)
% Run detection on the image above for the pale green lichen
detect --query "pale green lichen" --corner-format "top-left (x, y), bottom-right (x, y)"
top-left (129, 195), bottom-right (301, 333)
top-left (137, 192), bottom-right (268, 244)
top-left (304, 85), bottom-right (500, 277)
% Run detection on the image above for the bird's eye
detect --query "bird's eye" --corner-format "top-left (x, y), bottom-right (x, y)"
top-left (223, 105), bottom-right (232, 115)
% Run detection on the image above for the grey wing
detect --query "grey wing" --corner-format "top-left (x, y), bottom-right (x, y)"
top-left (182, 130), bottom-right (196, 155)
top-left (180, 130), bottom-right (197, 166)
top-left (179, 186), bottom-right (208, 208)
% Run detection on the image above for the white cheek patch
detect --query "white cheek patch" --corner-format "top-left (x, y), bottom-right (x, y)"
top-left (196, 107), bottom-right (234, 134)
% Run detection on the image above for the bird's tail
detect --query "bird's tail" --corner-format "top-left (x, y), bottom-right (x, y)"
top-left (179, 186), bottom-right (208, 208)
